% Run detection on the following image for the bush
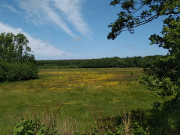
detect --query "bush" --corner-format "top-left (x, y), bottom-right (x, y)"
top-left (0, 63), bottom-right (6, 82)
top-left (0, 62), bottom-right (38, 82)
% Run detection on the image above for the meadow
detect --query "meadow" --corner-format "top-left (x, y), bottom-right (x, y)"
top-left (0, 68), bottom-right (160, 134)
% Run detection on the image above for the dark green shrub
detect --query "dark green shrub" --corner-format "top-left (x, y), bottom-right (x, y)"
top-left (0, 62), bottom-right (6, 81)
top-left (1, 62), bottom-right (38, 82)
top-left (0, 61), bottom-right (38, 82)
top-left (5, 62), bottom-right (20, 81)
top-left (16, 62), bottom-right (38, 81)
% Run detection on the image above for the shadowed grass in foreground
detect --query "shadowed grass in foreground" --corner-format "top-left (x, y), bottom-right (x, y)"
top-left (0, 68), bottom-right (160, 134)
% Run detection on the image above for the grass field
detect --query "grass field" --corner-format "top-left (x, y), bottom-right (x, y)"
top-left (0, 68), bottom-right (160, 134)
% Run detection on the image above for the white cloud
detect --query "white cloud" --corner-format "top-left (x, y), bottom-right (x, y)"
top-left (1, 5), bottom-right (21, 15)
top-left (19, 0), bottom-right (76, 38)
top-left (18, 0), bottom-right (92, 38)
top-left (0, 22), bottom-right (72, 58)
top-left (52, 0), bottom-right (92, 37)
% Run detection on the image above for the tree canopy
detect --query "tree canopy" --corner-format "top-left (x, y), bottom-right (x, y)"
top-left (0, 33), bottom-right (33, 62)
top-left (108, 0), bottom-right (180, 99)
top-left (108, 0), bottom-right (180, 40)
top-left (108, 1), bottom-right (180, 133)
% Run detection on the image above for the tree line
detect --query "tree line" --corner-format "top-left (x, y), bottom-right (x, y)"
top-left (37, 55), bottom-right (164, 68)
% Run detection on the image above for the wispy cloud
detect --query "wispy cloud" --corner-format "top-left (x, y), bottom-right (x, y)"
top-left (19, 0), bottom-right (76, 38)
top-left (0, 22), bottom-right (73, 59)
top-left (1, 4), bottom-right (21, 15)
top-left (18, 0), bottom-right (92, 38)
top-left (53, 0), bottom-right (92, 37)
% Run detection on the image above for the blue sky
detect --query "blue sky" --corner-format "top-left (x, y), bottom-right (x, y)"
top-left (0, 0), bottom-right (168, 60)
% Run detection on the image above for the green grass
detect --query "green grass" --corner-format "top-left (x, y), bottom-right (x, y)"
top-left (0, 68), bottom-right (160, 134)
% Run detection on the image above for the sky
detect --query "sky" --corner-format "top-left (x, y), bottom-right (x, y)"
top-left (0, 0), bottom-right (168, 60)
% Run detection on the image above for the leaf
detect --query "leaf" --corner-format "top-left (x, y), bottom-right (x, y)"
top-left (14, 125), bottom-right (24, 133)
top-left (27, 130), bottom-right (34, 134)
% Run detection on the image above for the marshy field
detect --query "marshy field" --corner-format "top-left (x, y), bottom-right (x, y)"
top-left (0, 68), bottom-right (159, 134)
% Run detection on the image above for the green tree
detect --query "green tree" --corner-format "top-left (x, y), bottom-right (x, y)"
top-left (108, 0), bottom-right (180, 39)
top-left (0, 33), bottom-right (32, 62)
top-left (108, 0), bottom-right (180, 105)
top-left (0, 32), bottom-right (38, 82)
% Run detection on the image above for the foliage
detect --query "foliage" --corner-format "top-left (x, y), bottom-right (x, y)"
top-left (107, 0), bottom-right (180, 40)
top-left (108, 0), bottom-right (180, 133)
top-left (0, 32), bottom-right (32, 62)
top-left (138, 16), bottom-right (180, 133)
top-left (0, 32), bottom-right (38, 82)
top-left (139, 17), bottom-right (180, 102)
top-left (14, 118), bottom-right (59, 135)
top-left (37, 55), bottom-right (163, 68)
top-left (108, 0), bottom-right (180, 111)
top-left (0, 61), bottom-right (38, 81)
